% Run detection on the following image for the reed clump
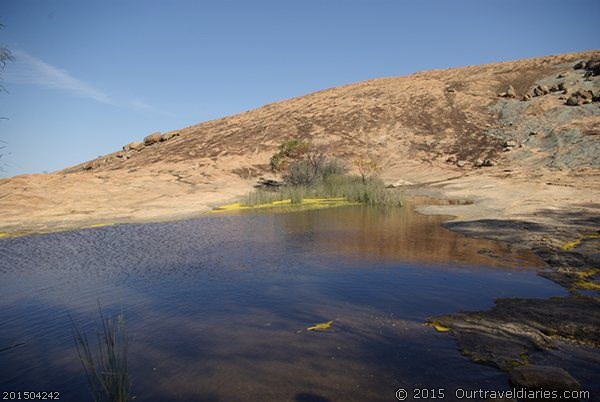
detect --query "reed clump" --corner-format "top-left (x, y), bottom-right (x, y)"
top-left (71, 308), bottom-right (130, 402)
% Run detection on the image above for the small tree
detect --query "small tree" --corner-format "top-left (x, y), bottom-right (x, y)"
top-left (269, 139), bottom-right (310, 173)
top-left (353, 156), bottom-right (382, 184)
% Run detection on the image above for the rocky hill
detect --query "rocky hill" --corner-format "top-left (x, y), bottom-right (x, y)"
top-left (0, 50), bottom-right (599, 234)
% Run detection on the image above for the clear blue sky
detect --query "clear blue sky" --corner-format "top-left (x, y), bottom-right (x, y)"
top-left (1, 0), bottom-right (599, 176)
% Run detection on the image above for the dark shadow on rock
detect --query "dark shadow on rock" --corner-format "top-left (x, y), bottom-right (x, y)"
top-left (429, 296), bottom-right (600, 371)
top-left (294, 393), bottom-right (331, 402)
top-left (443, 219), bottom-right (549, 245)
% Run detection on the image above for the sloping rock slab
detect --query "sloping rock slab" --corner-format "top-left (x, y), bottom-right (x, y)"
top-left (428, 297), bottom-right (600, 370)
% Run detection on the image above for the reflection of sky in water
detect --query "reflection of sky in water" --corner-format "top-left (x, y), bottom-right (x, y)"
top-left (0, 206), bottom-right (565, 401)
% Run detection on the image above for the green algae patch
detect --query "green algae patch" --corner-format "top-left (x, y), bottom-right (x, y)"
top-left (562, 233), bottom-right (600, 251)
top-left (211, 197), bottom-right (357, 213)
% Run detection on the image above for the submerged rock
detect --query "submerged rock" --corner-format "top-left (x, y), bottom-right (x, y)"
top-left (509, 365), bottom-right (580, 392)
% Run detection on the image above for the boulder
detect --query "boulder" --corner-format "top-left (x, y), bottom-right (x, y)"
top-left (585, 58), bottom-right (600, 76)
top-left (483, 159), bottom-right (495, 167)
top-left (386, 179), bottom-right (413, 188)
top-left (573, 60), bottom-right (585, 70)
top-left (124, 141), bottom-right (145, 151)
top-left (446, 155), bottom-right (457, 163)
top-left (506, 85), bottom-right (517, 98)
top-left (509, 365), bottom-right (580, 392)
top-left (499, 85), bottom-right (516, 98)
top-left (457, 160), bottom-right (466, 168)
top-left (144, 132), bottom-right (162, 145)
top-left (255, 177), bottom-right (283, 188)
top-left (557, 72), bottom-right (568, 78)
top-left (475, 159), bottom-right (484, 167)
top-left (504, 139), bottom-right (518, 148)
top-left (565, 90), bottom-right (595, 106)
top-left (522, 93), bottom-right (531, 101)
top-left (566, 96), bottom-right (581, 106)
top-left (161, 131), bottom-right (180, 141)
top-left (532, 85), bottom-right (549, 97)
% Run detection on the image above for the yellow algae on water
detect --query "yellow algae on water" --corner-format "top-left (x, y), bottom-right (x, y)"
top-left (431, 323), bottom-right (451, 332)
top-left (211, 197), bottom-right (355, 213)
top-left (0, 232), bottom-right (10, 239)
top-left (307, 320), bottom-right (334, 331)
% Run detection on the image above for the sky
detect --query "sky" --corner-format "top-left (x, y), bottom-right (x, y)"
top-left (0, 0), bottom-right (599, 177)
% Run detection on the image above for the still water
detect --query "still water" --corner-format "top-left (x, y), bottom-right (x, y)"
top-left (0, 203), bottom-right (564, 401)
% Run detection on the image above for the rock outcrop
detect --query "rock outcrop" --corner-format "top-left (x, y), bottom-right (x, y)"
top-left (144, 132), bottom-right (162, 145)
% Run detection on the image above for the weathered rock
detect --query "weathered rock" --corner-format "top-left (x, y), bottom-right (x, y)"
top-left (557, 72), bottom-right (568, 78)
top-left (504, 139), bottom-right (517, 148)
top-left (255, 176), bottom-right (283, 188)
top-left (161, 131), bottom-right (180, 141)
top-left (566, 96), bottom-right (580, 106)
top-left (573, 60), bottom-right (585, 69)
top-left (498, 85), bottom-right (516, 98)
top-left (509, 365), bottom-right (580, 392)
top-left (144, 132), bottom-right (162, 145)
top-left (565, 90), bottom-right (595, 106)
top-left (483, 159), bottom-right (495, 167)
top-left (446, 87), bottom-right (456, 93)
top-left (386, 179), bottom-right (413, 188)
top-left (532, 85), bottom-right (549, 97)
top-left (124, 141), bottom-right (145, 151)
top-left (475, 159), bottom-right (484, 167)
top-left (457, 160), bottom-right (466, 168)
top-left (522, 93), bottom-right (531, 101)
top-left (585, 58), bottom-right (600, 75)
top-left (506, 85), bottom-right (516, 98)
top-left (446, 155), bottom-right (457, 163)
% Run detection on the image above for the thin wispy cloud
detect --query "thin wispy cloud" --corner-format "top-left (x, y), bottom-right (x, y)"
top-left (5, 49), bottom-right (162, 113)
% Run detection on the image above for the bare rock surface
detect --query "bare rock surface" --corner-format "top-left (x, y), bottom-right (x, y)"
top-left (1, 50), bottom-right (598, 237)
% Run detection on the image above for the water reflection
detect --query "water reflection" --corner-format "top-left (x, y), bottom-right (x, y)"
top-left (0, 203), bottom-right (561, 401)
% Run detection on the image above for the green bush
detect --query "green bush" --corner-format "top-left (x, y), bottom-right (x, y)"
top-left (246, 139), bottom-right (402, 208)
top-left (242, 174), bottom-right (402, 207)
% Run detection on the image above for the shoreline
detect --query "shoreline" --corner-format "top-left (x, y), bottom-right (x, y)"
top-left (1, 180), bottom-right (599, 387)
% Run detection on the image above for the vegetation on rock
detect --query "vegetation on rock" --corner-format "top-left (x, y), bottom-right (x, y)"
top-left (246, 139), bottom-right (402, 207)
